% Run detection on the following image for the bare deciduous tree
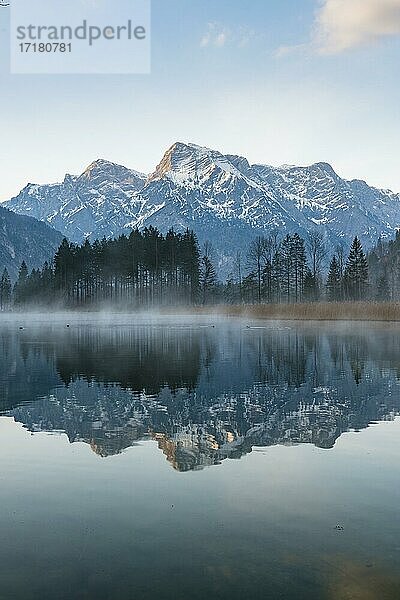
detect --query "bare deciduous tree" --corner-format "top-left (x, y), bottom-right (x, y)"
top-left (247, 236), bottom-right (269, 303)
top-left (307, 231), bottom-right (328, 296)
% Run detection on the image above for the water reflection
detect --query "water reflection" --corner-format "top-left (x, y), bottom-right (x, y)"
top-left (1, 319), bottom-right (399, 471)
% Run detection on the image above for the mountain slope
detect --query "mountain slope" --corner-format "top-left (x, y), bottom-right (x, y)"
top-left (4, 143), bottom-right (400, 273)
top-left (5, 160), bottom-right (148, 242)
top-left (0, 206), bottom-right (63, 279)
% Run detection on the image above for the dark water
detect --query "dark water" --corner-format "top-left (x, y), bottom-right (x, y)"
top-left (0, 314), bottom-right (399, 600)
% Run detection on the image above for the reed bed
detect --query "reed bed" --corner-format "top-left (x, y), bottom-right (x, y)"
top-left (187, 302), bottom-right (400, 322)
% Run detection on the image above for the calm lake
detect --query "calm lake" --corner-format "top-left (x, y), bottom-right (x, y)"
top-left (0, 314), bottom-right (399, 600)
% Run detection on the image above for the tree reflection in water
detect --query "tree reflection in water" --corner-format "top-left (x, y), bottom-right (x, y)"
top-left (1, 320), bottom-right (399, 470)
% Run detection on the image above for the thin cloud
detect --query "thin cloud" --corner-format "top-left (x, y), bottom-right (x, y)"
top-left (316, 0), bottom-right (400, 54)
top-left (200, 23), bottom-right (230, 48)
top-left (200, 23), bottom-right (255, 49)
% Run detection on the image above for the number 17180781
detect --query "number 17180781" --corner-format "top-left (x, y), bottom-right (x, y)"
top-left (19, 43), bottom-right (72, 53)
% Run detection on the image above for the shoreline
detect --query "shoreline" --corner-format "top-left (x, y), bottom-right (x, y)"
top-left (1, 302), bottom-right (400, 323)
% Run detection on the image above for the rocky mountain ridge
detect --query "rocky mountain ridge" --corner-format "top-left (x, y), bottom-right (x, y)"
top-left (4, 142), bottom-right (400, 273)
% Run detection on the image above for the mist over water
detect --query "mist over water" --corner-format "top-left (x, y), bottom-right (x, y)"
top-left (0, 313), bottom-right (399, 599)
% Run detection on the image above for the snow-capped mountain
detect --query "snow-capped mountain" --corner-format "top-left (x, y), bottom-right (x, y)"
top-left (4, 159), bottom-right (148, 242)
top-left (4, 142), bottom-right (400, 272)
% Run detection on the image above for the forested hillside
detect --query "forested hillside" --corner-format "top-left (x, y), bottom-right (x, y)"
top-left (0, 206), bottom-right (63, 279)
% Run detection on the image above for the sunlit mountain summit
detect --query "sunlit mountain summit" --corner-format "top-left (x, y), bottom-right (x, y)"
top-left (5, 142), bottom-right (400, 273)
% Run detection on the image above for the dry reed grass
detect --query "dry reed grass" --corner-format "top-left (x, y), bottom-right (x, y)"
top-left (184, 302), bottom-right (400, 322)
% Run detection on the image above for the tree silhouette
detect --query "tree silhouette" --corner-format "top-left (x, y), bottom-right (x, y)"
top-left (14, 228), bottom-right (201, 308)
top-left (0, 269), bottom-right (12, 310)
top-left (344, 237), bottom-right (369, 300)
top-left (326, 255), bottom-right (342, 301)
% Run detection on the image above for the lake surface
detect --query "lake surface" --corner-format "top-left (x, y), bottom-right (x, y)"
top-left (0, 314), bottom-right (399, 600)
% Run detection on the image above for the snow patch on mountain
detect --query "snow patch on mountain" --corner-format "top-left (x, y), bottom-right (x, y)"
top-left (4, 142), bottom-right (400, 275)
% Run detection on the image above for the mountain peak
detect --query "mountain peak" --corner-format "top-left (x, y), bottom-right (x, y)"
top-left (147, 141), bottom-right (246, 185)
top-left (169, 141), bottom-right (211, 154)
top-left (83, 158), bottom-right (127, 177)
top-left (80, 159), bottom-right (146, 184)
top-left (4, 143), bottom-right (400, 277)
top-left (86, 158), bottom-right (115, 169)
top-left (147, 142), bottom-right (207, 183)
top-left (309, 162), bottom-right (338, 177)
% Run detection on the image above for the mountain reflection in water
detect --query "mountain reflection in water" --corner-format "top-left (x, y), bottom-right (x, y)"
top-left (1, 318), bottom-right (399, 471)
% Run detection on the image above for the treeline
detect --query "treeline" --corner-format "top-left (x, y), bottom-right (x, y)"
top-left (368, 230), bottom-right (400, 300)
top-left (1, 227), bottom-right (399, 310)
top-left (7, 227), bottom-right (205, 308)
top-left (225, 232), bottom-right (370, 304)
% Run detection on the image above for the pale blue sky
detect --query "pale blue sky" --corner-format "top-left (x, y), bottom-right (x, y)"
top-left (1, 0), bottom-right (400, 200)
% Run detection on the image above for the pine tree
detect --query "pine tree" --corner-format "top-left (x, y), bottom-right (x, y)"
top-left (344, 237), bottom-right (369, 301)
top-left (279, 234), bottom-right (293, 303)
top-left (0, 268), bottom-right (12, 310)
top-left (200, 242), bottom-right (217, 304)
top-left (234, 251), bottom-right (243, 304)
top-left (186, 230), bottom-right (201, 304)
top-left (376, 274), bottom-right (390, 301)
top-left (326, 255), bottom-right (342, 301)
top-left (303, 269), bottom-right (318, 302)
top-left (242, 272), bottom-right (257, 304)
top-left (13, 261), bottom-right (29, 305)
top-left (367, 230), bottom-right (400, 301)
